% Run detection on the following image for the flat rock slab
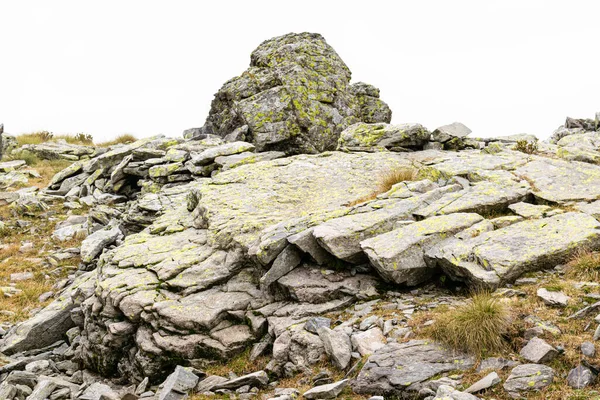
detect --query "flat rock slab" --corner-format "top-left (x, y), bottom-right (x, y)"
top-left (362, 213), bottom-right (483, 286)
top-left (515, 158), bottom-right (600, 203)
top-left (303, 379), bottom-right (348, 399)
top-left (0, 160), bottom-right (26, 172)
top-left (414, 181), bottom-right (528, 218)
top-left (353, 340), bottom-right (475, 396)
top-left (430, 212), bottom-right (600, 288)
top-left (537, 288), bottom-right (570, 307)
top-left (503, 364), bottom-right (554, 396)
top-left (202, 151), bottom-right (414, 249)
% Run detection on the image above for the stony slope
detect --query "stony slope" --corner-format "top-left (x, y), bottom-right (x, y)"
top-left (1, 32), bottom-right (600, 400)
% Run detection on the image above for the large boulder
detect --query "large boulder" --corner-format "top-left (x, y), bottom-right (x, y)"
top-left (201, 32), bottom-right (391, 154)
top-left (429, 212), bottom-right (600, 288)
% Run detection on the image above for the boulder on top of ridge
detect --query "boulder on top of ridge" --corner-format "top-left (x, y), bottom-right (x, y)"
top-left (337, 122), bottom-right (430, 152)
top-left (200, 32), bottom-right (391, 154)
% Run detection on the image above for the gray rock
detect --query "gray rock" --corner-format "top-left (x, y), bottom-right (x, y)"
top-left (432, 122), bottom-right (472, 143)
top-left (202, 33), bottom-right (390, 154)
top-left (156, 366), bottom-right (200, 400)
top-left (433, 385), bottom-right (479, 400)
top-left (432, 213), bottom-right (600, 288)
top-left (304, 317), bottom-right (331, 334)
top-left (519, 337), bottom-right (558, 364)
top-left (10, 272), bottom-right (34, 282)
top-left (581, 341), bottom-right (596, 357)
top-left (27, 379), bottom-right (57, 400)
top-left (303, 379), bottom-right (348, 399)
top-left (503, 364), bottom-right (554, 396)
top-left (0, 382), bottom-right (17, 399)
top-left (536, 288), bottom-right (570, 307)
top-left (351, 327), bottom-right (386, 356)
top-left (508, 202), bottom-right (552, 219)
top-left (353, 340), bottom-right (475, 396)
top-left (338, 123), bottom-right (429, 151)
top-left (567, 365), bottom-right (596, 389)
top-left (212, 371), bottom-right (268, 391)
top-left (80, 225), bottom-right (121, 263)
top-left (261, 245), bottom-right (302, 286)
top-left (195, 375), bottom-right (228, 393)
top-left (79, 382), bottom-right (119, 400)
top-left (362, 213), bottom-right (483, 286)
top-left (317, 327), bottom-right (352, 370)
top-left (464, 372), bottom-right (500, 393)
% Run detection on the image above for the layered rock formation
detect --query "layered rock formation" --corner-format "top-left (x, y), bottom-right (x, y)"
top-left (2, 33), bottom-right (600, 400)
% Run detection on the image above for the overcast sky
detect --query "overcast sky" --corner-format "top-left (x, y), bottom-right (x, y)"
top-left (0, 1), bottom-right (599, 141)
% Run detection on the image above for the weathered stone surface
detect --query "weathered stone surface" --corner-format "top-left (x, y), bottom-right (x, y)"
top-left (567, 365), bottom-right (596, 389)
top-left (202, 33), bottom-right (391, 154)
top-left (433, 385), bottom-right (480, 400)
top-left (581, 341), bottom-right (595, 357)
top-left (503, 364), bottom-right (554, 396)
top-left (353, 340), bottom-right (475, 396)
top-left (520, 338), bottom-right (558, 364)
top-left (303, 379), bottom-right (348, 399)
top-left (156, 366), bottom-right (200, 400)
top-left (0, 160), bottom-right (26, 172)
top-left (311, 185), bottom-right (459, 263)
top-left (508, 202), bottom-right (552, 219)
top-left (464, 372), bottom-right (500, 394)
top-left (80, 225), bottom-right (122, 263)
top-left (190, 142), bottom-right (256, 166)
top-left (431, 213), bottom-right (600, 288)
top-left (514, 157), bottom-right (600, 203)
top-left (79, 382), bottom-right (119, 400)
top-left (305, 317), bottom-right (331, 334)
top-left (413, 181), bottom-right (528, 218)
top-left (362, 213), bottom-right (483, 286)
top-left (537, 288), bottom-right (570, 307)
top-left (337, 123), bottom-right (429, 151)
top-left (260, 245), bottom-right (301, 287)
top-left (212, 371), bottom-right (268, 390)
top-left (317, 327), bottom-right (352, 369)
top-left (432, 122), bottom-right (472, 143)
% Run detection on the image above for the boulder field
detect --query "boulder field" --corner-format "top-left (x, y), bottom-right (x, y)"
top-left (1, 32), bottom-right (600, 399)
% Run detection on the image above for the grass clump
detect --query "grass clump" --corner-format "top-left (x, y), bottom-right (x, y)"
top-left (565, 250), bottom-right (600, 281)
top-left (513, 139), bottom-right (539, 154)
top-left (15, 131), bottom-right (95, 146)
top-left (427, 292), bottom-right (511, 357)
top-left (96, 133), bottom-right (137, 147)
top-left (348, 167), bottom-right (417, 206)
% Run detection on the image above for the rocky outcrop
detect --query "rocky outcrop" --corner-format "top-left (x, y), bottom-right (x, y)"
top-left (200, 32), bottom-right (391, 154)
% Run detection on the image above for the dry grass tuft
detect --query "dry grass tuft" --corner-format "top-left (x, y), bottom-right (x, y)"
top-left (565, 249), bottom-right (600, 282)
top-left (513, 139), bottom-right (539, 154)
top-left (427, 292), bottom-right (512, 357)
top-left (96, 134), bottom-right (137, 147)
top-left (347, 167), bottom-right (417, 206)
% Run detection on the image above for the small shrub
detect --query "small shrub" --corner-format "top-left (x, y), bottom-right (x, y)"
top-left (566, 250), bottom-right (600, 281)
top-left (427, 292), bottom-right (511, 356)
top-left (71, 133), bottom-right (94, 145)
top-left (513, 139), bottom-right (538, 154)
top-left (348, 167), bottom-right (417, 206)
top-left (97, 134), bottom-right (137, 147)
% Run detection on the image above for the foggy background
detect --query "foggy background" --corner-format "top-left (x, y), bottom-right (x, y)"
top-left (0, 0), bottom-right (598, 141)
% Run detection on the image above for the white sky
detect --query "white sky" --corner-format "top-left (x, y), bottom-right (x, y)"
top-left (0, 0), bottom-right (599, 141)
